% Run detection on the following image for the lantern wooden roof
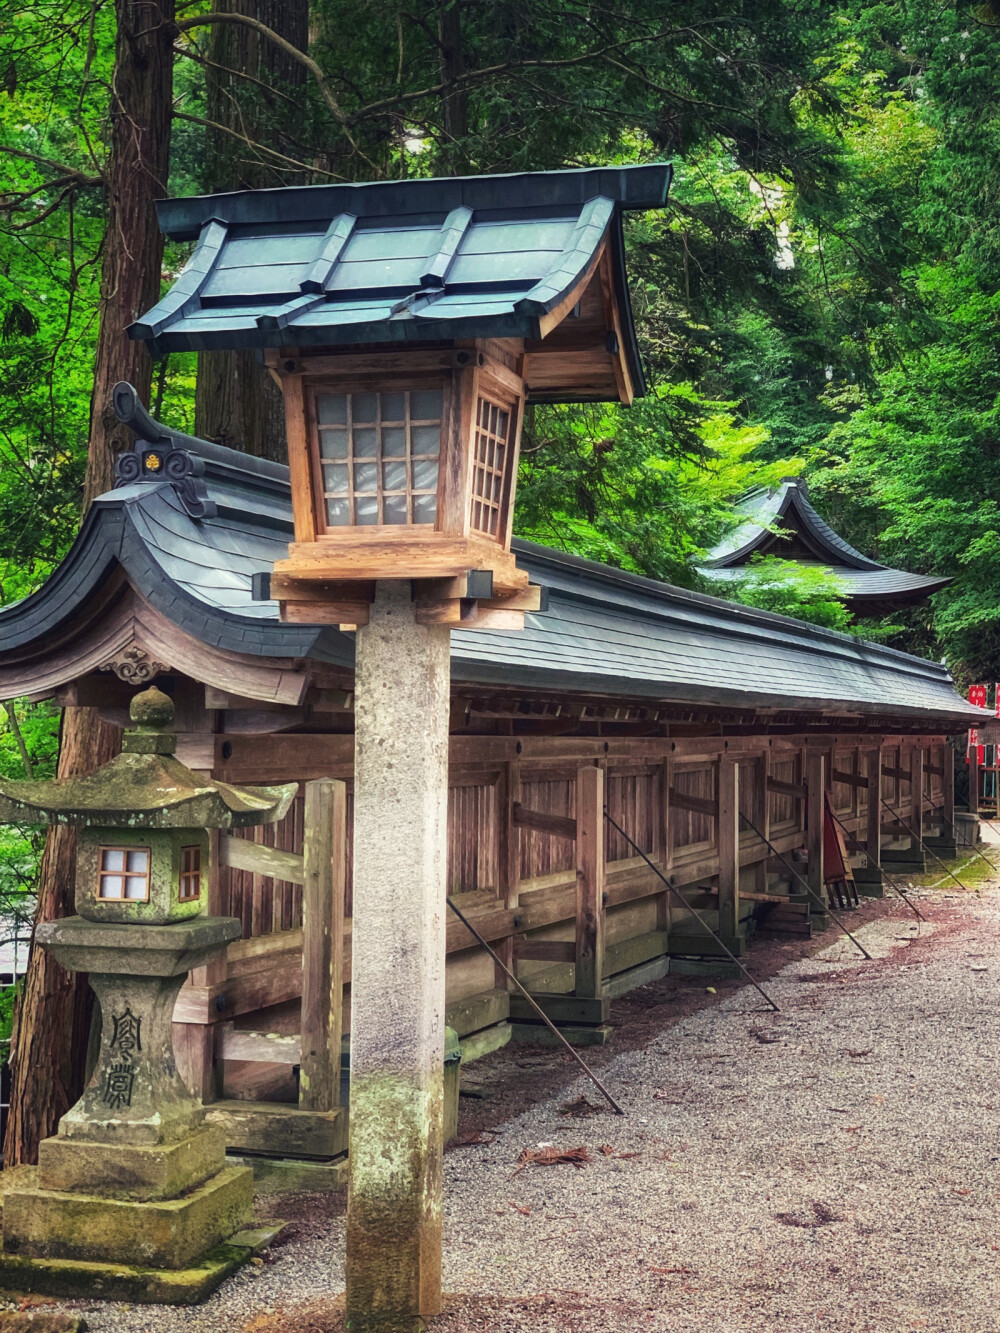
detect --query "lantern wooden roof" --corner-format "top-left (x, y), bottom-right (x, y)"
top-left (699, 478), bottom-right (952, 616)
top-left (129, 164), bottom-right (672, 405)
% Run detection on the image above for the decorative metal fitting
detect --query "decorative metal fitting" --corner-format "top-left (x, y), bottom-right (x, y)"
top-left (112, 382), bottom-right (218, 520)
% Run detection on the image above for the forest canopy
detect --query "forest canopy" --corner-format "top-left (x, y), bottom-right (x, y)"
top-left (1, 0), bottom-right (997, 707)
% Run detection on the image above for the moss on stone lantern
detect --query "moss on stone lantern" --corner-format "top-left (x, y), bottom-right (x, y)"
top-left (0, 685), bottom-right (295, 925)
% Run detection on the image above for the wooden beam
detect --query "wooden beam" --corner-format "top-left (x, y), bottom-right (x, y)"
top-left (299, 777), bottom-right (347, 1113)
top-left (766, 775), bottom-right (806, 799)
top-left (574, 764), bottom-right (606, 1000)
top-left (831, 768), bottom-right (868, 789)
top-left (881, 764), bottom-right (913, 783)
top-left (218, 836), bottom-right (305, 885)
top-left (667, 788), bottom-right (718, 819)
top-left (512, 939), bottom-right (576, 963)
top-left (512, 803), bottom-right (577, 840)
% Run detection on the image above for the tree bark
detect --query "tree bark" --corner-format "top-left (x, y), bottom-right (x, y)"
top-left (3, 0), bottom-right (175, 1168)
top-left (194, 0), bottom-right (308, 464)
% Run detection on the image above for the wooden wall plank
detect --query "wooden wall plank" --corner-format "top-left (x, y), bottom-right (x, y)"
top-left (299, 778), bottom-right (347, 1113)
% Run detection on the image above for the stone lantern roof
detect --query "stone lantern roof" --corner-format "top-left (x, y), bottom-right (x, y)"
top-left (0, 686), bottom-right (296, 829)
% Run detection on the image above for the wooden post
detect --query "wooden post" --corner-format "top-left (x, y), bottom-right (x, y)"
top-left (717, 757), bottom-right (740, 939)
top-left (943, 742), bottom-right (956, 836)
top-left (175, 826), bottom-right (225, 1102)
top-left (969, 741), bottom-right (980, 815)
top-left (910, 747), bottom-right (924, 850)
top-left (574, 764), bottom-right (605, 999)
top-left (864, 746), bottom-right (882, 866)
top-left (299, 777), bottom-right (347, 1112)
top-left (805, 749), bottom-right (826, 907)
top-left (496, 757), bottom-right (520, 992)
top-left (657, 757), bottom-right (673, 933)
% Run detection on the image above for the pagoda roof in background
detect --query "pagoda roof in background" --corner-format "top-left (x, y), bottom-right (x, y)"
top-left (698, 477), bottom-right (951, 616)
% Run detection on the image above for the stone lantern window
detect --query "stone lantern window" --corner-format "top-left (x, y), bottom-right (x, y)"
top-left (98, 846), bottom-right (151, 901)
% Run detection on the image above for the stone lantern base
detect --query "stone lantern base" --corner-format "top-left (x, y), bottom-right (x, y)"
top-left (0, 916), bottom-right (280, 1304)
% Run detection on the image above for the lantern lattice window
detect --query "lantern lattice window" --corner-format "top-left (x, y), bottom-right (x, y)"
top-left (469, 394), bottom-right (514, 539)
top-left (313, 387), bottom-right (443, 530)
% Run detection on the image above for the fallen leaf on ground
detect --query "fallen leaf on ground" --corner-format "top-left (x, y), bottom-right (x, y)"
top-left (560, 1095), bottom-right (601, 1118)
top-left (651, 1265), bottom-right (695, 1275)
top-left (749, 1027), bottom-right (783, 1044)
top-left (952, 1187), bottom-right (971, 1196)
top-left (598, 1144), bottom-right (615, 1155)
top-left (452, 1130), bottom-right (494, 1146)
top-left (510, 1202), bottom-right (531, 1215)
top-left (846, 1049), bottom-right (872, 1058)
top-left (512, 1145), bottom-right (591, 1176)
top-left (615, 1151), bottom-right (642, 1159)
top-left (774, 1201), bottom-right (843, 1228)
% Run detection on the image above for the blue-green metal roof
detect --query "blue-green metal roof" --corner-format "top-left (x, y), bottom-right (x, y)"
top-left (0, 419), bottom-right (983, 729)
top-left (129, 165), bottom-right (671, 397)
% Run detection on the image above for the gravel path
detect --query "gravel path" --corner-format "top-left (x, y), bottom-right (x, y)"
top-left (10, 861), bottom-right (1000, 1333)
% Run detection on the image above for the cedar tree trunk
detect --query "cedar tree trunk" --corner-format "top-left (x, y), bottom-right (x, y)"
top-left (3, 0), bottom-right (175, 1167)
top-left (194, 0), bottom-right (308, 463)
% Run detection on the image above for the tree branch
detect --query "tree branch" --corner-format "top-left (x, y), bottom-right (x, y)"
top-left (172, 111), bottom-right (348, 180)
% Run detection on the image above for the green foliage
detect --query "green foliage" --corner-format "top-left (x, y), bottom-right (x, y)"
top-left (5, 0), bottom-right (1000, 697)
top-left (721, 556), bottom-right (852, 631)
top-left (516, 386), bottom-right (800, 585)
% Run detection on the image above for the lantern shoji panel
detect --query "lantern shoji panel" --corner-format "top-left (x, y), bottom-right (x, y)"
top-left (313, 386), bottom-right (443, 530)
top-left (469, 393), bottom-right (514, 540)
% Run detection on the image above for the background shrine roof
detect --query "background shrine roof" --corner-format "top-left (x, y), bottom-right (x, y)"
top-left (128, 164), bottom-right (671, 391)
top-left (0, 433), bottom-right (981, 728)
top-left (698, 477), bottom-right (951, 604)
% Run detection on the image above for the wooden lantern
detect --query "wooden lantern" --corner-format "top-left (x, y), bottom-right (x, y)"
top-left (128, 164), bottom-right (674, 627)
top-left (268, 341), bottom-right (535, 628)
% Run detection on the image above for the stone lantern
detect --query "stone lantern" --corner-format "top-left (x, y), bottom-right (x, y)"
top-left (0, 686), bottom-right (296, 1303)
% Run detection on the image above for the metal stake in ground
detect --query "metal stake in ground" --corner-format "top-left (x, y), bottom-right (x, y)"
top-left (445, 896), bottom-right (625, 1116)
top-left (602, 809), bottom-right (779, 1012)
top-left (880, 797), bottom-right (980, 896)
top-left (737, 811), bottom-right (873, 962)
top-left (827, 807), bottom-right (926, 924)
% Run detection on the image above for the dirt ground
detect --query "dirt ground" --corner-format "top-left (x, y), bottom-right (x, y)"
top-left (10, 844), bottom-right (1000, 1333)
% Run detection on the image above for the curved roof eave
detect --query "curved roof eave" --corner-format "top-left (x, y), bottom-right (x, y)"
top-left (0, 487), bottom-right (351, 669)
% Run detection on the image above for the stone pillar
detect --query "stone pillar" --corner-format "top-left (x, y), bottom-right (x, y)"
top-left (346, 582), bottom-right (450, 1332)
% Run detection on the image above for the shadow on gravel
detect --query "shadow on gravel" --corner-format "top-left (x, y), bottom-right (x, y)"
top-left (240, 1291), bottom-right (656, 1332)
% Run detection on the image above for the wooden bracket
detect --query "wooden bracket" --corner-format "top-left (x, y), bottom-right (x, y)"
top-left (512, 802), bottom-right (578, 840)
top-left (668, 787), bottom-right (718, 819)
